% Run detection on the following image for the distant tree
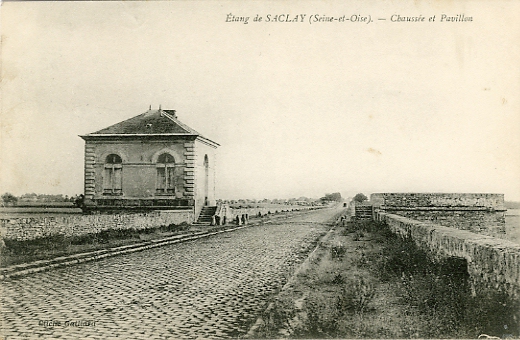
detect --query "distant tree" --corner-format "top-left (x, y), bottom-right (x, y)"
top-left (353, 193), bottom-right (368, 203)
top-left (320, 192), bottom-right (342, 203)
top-left (1, 192), bottom-right (18, 206)
top-left (20, 192), bottom-right (37, 199)
top-left (329, 192), bottom-right (342, 202)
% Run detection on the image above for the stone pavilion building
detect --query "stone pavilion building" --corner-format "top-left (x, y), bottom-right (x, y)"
top-left (80, 107), bottom-right (219, 219)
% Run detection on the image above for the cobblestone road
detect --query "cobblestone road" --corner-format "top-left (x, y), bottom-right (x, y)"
top-left (1, 208), bottom-right (341, 339)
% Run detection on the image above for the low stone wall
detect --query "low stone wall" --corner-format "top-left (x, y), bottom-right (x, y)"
top-left (0, 210), bottom-right (194, 241)
top-left (371, 193), bottom-right (506, 235)
top-left (378, 212), bottom-right (520, 298)
top-left (213, 204), bottom-right (319, 225)
top-left (230, 205), bottom-right (316, 219)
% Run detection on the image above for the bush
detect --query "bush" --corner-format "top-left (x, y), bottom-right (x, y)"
top-left (4, 234), bottom-right (68, 255)
top-left (300, 295), bottom-right (339, 337)
top-left (376, 229), bottom-right (430, 279)
top-left (260, 297), bottom-right (296, 337)
top-left (1, 192), bottom-right (18, 206)
top-left (331, 273), bottom-right (345, 284)
top-left (356, 251), bottom-right (370, 267)
top-left (70, 233), bottom-right (97, 245)
top-left (343, 220), bottom-right (380, 237)
top-left (159, 223), bottom-right (189, 233)
top-left (330, 243), bottom-right (347, 259)
top-left (336, 277), bottom-right (376, 315)
top-left (353, 230), bottom-right (364, 241)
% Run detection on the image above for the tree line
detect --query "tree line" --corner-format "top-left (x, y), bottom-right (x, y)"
top-left (1, 192), bottom-right (83, 207)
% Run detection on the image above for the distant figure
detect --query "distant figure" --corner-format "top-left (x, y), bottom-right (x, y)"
top-left (74, 194), bottom-right (85, 209)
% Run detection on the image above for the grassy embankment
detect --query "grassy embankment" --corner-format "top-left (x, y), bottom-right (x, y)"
top-left (254, 219), bottom-right (520, 338)
top-left (0, 222), bottom-right (192, 268)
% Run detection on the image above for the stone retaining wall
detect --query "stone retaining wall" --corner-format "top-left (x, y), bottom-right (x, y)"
top-left (371, 193), bottom-right (506, 235)
top-left (378, 212), bottom-right (520, 298)
top-left (370, 193), bottom-right (505, 208)
top-left (0, 210), bottom-right (194, 241)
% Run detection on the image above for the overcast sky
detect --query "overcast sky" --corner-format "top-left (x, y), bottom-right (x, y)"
top-left (1, 1), bottom-right (519, 200)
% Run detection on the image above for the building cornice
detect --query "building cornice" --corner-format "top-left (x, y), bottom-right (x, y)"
top-left (196, 136), bottom-right (220, 148)
top-left (79, 134), bottom-right (199, 142)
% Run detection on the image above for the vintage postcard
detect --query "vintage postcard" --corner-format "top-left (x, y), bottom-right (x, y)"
top-left (1, 1), bottom-right (519, 339)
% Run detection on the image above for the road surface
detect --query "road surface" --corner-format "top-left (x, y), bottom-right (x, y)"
top-left (1, 207), bottom-right (342, 339)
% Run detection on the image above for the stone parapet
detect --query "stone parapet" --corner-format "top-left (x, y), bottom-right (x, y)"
top-left (379, 212), bottom-right (520, 298)
top-left (214, 204), bottom-right (322, 225)
top-left (371, 193), bottom-right (506, 209)
top-left (371, 193), bottom-right (506, 235)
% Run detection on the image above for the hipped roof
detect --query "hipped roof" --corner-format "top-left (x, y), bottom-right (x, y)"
top-left (81, 109), bottom-right (219, 146)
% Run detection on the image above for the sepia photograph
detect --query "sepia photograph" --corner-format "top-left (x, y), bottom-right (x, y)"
top-left (1, 1), bottom-right (519, 338)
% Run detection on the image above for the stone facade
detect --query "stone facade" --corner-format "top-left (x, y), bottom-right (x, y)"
top-left (371, 193), bottom-right (506, 235)
top-left (80, 107), bottom-right (218, 219)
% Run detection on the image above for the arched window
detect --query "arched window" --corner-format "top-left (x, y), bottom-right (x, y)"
top-left (103, 154), bottom-right (123, 195)
top-left (156, 153), bottom-right (175, 194)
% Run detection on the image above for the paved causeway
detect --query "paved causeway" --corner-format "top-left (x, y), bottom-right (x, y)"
top-left (1, 207), bottom-right (341, 339)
